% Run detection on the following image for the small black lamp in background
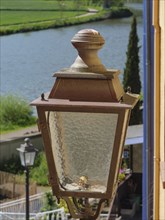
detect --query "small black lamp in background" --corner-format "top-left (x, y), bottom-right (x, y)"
top-left (17, 138), bottom-right (38, 220)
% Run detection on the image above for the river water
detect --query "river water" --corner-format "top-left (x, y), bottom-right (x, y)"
top-left (0, 14), bottom-right (143, 102)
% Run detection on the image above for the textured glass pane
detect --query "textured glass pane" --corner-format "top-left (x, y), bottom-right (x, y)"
top-left (47, 111), bottom-right (118, 193)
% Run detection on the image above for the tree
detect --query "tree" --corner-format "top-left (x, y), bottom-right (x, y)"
top-left (103, 0), bottom-right (124, 9)
top-left (103, 0), bottom-right (110, 8)
top-left (123, 16), bottom-right (142, 125)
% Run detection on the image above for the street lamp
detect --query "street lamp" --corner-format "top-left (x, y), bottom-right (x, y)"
top-left (17, 138), bottom-right (38, 220)
top-left (31, 29), bottom-right (139, 219)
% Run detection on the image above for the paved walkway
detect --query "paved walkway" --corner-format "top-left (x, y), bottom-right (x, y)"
top-left (0, 125), bottom-right (40, 142)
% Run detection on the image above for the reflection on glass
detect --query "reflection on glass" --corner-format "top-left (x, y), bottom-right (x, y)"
top-left (19, 152), bottom-right (36, 166)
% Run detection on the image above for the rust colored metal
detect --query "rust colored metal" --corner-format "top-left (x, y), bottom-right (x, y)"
top-left (31, 29), bottom-right (140, 220)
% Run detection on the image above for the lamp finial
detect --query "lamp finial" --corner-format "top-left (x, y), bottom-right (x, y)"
top-left (71, 29), bottom-right (106, 73)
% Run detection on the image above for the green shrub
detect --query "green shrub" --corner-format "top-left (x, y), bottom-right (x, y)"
top-left (118, 173), bottom-right (125, 183)
top-left (41, 192), bottom-right (59, 212)
top-left (41, 191), bottom-right (69, 213)
top-left (0, 94), bottom-right (36, 131)
top-left (30, 152), bottom-right (49, 186)
top-left (110, 7), bottom-right (133, 18)
top-left (0, 152), bottom-right (49, 185)
top-left (0, 155), bottom-right (24, 174)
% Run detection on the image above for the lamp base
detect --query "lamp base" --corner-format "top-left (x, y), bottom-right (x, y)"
top-left (62, 197), bottom-right (106, 220)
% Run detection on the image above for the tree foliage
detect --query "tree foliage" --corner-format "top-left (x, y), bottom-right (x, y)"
top-left (41, 192), bottom-right (58, 212)
top-left (123, 16), bottom-right (142, 125)
top-left (103, 0), bottom-right (124, 8)
top-left (30, 152), bottom-right (49, 186)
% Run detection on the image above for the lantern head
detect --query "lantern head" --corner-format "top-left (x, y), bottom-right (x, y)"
top-left (31, 29), bottom-right (139, 219)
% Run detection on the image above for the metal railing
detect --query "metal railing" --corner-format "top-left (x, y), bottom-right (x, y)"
top-left (0, 194), bottom-right (111, 220)
top-left (0, 207), bottom-right (67, 220)
top-left (0, 209), bottom-right (112, 220)
top-left (0, 192), bottom-right (45, 213)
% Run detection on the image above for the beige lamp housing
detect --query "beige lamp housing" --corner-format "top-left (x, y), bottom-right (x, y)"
top-left (31, 29), bottom-right (139, 219)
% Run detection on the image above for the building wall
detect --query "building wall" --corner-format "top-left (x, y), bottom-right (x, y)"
top-left (0, 135), bottom-right (44, 162)
top-left (153, 0), bottom-right (165, 219)
top-left (159, 0), bottom-right (165, 218)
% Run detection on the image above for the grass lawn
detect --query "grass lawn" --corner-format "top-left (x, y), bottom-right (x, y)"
top-left (0, 0), bottom-right (87, 25)
top-left (0, 0), bottom-right (133, 35)
top-left (0, 0), bottom-right (84, 10)
top-left (0, 0), bottom-right (102, 35)
top-left (1, 11), bottom-right (84, 26)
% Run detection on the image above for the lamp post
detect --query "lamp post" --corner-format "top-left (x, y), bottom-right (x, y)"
top-left (31, 29), bottom-right (139, 219)
top-left (17, 138), bottom-right (38, 220)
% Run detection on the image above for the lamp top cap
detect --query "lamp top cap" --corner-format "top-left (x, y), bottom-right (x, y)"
top-left (71, 29), bottom-right (105, 47)
top-left (70, 29), bottom-right (106, 73)
top-left (17, 138), bottom-right (38, 153)
top-left (24, 137), bottom-right (30, 144)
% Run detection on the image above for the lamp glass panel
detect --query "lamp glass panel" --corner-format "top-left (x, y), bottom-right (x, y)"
top-left (47, 111), bottom-right (118, 193)
top-left (19, 151), bottom-right (26, 167)
top-left (24, 152), bottom-right (36, 166)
